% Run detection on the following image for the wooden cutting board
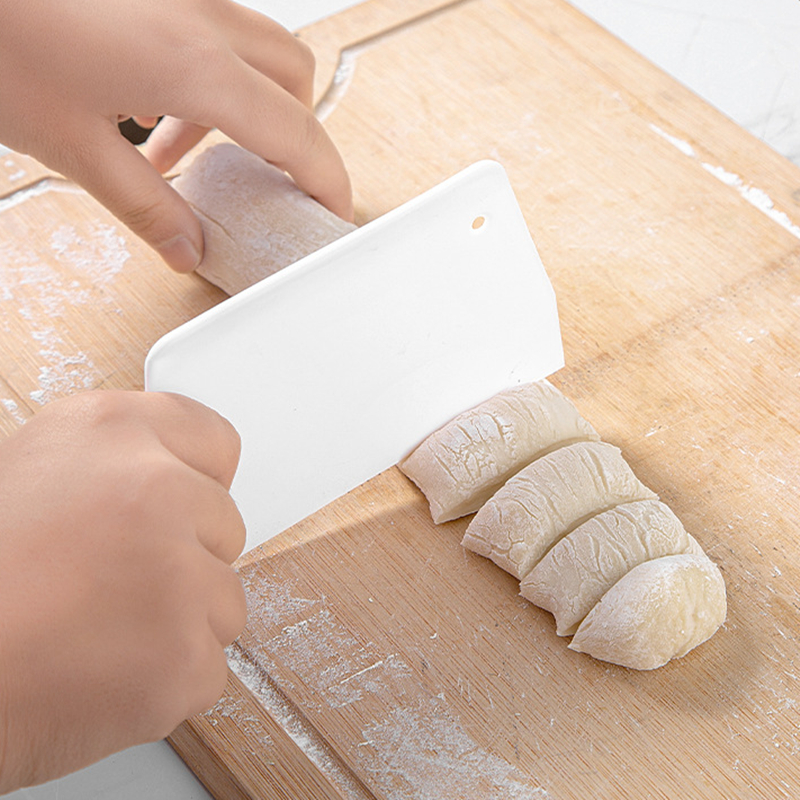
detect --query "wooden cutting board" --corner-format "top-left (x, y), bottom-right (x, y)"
top-left (1, 0), bottom-right (799, 798)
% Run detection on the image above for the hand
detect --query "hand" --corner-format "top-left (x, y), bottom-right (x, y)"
top-left (0, 0), bottom-right (353, 273)
top-left (0, 391), bottom-right (247, 792)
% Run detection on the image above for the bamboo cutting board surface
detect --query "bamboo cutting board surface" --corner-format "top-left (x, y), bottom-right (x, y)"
top-left (1, 0), bottom-right (799, 798)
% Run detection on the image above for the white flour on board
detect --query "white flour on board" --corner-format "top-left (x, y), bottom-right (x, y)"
top-left (29, 332), bottom-right (96, 404)
top-left (3, 158), bottom-right (26, 183)
top-left (0, 218), bottom-right (129, 404)
top-left (649, 123), bottom-right (800, 240)
top-left (228, 572), bottom-right (551, 800)
top-left (205, 682), bottom-right (275, 752)
top-left (699, 162), bottom-right (800, 239)
top-left (356, 696), bottom-right (550, 800)
top-left (227, 647), bottom-right (373, 800)
top-left (1, 398), bottom-right (26, 426)
top-left (261, 608), bottom-right (413, 711)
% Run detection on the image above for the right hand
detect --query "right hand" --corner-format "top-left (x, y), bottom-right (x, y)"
top-left (0, 390), bottom-right (247, 793)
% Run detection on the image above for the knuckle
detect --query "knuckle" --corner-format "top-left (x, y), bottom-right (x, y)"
top-left (65, 389), bottom-right (132, 430)
top-left (114, 187), bottom-right (172, 243)
top-left (115, 452), bottom-right (187, 523)
top-left (169, 24), bottom-right (222, 78)
top-left (278, 111), bottom-right (324, 165)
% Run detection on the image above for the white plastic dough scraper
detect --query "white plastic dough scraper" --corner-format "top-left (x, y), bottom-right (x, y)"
top-left (145, 160), bottom-right (564, 552)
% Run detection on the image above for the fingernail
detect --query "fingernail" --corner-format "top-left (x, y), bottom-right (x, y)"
top-left (159, 235), bottom-right (201, 273)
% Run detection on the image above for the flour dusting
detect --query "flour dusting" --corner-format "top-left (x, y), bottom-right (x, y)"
top-left (700, 163), bottom-right (800, 239)
top-left (1, 398), bottom-right (26, 426)
top-left (206, 686), bottom-right (275, 751)
top-left (263, 608), bottom-right (410, 711)
top-left (29, 340), bottom-right (96, 405)
top-left (356, 695), bottom-right (550, 800)
top-left (649, 123), bottom-right (800, 241)
top-left (227, 646), bottom-right (373, 800)
top-left (3, 158), bottom-right (26, 183)
top-left (0, 216), bottom-right (129, 403)
top-left (649, 124), bottom-right (696, 158)
top-left (233, 574), bottom-right (549, 799)
top-left (241, 570), bottom-right (318, 627)
top-left (50, 223), bottom-right (130, 283)
top-left (0, 179), bottom-right (82, 213)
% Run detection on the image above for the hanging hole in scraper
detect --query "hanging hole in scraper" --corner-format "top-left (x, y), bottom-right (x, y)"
top-left (471, 215), bottom-right (486, 230)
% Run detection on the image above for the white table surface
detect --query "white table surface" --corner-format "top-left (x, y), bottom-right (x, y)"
top-left (8, 0), bottom-right (799, 797)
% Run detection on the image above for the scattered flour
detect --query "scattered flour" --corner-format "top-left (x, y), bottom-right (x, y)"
top-left (3, 158), bottom-right (26, 183)
top-left (700, 163), bottom-right (800, 239)
top-left (649, 124), bottom-right (696, 158)
top-left (649, 123), bottom-right (800, 240)
top-left (356, 696), bottom-right (550, 800)
top-left (262, 608), bottom-right (411, 711)
top-left (229, 574), bottom-right (550, 799)
top-left (29, 340), bottom-right (96, 405)
top-left (0, 217), bottom-right (130, 404)
top-left (227, 646), bottom-right (373, 800)
top-left (1, 398), bottom-right (26, 426)
top-left (0, 178), bottom-right (82, 213)
top-left (49, 223), bottom-right (130, 284)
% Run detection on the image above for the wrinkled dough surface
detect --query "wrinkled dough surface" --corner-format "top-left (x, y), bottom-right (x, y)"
top-left (173, 143), bottom-right (356, 295)
top-left (399, 381), bottom-right (599, 523)
top-left (568, 553), bottom-right (726, 670)
top-left (521, 500), bottom-right (702, 635)
top-left (462, 441), bottom-right (656, 579)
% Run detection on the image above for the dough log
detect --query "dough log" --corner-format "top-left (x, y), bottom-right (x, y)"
top-left (568, 553), bottom-right (727, 670)
top-left (520, 499), bottom-right (703, 636)
top-left (399, 380), bottom-right (599, 523)
top-left (173, 143), bottom-right (356, 295)
top-left (462, 441), bottom-right (656, 579)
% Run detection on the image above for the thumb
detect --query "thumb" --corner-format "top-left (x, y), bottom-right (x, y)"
top-left (61, 118), bottom-right (205, 273)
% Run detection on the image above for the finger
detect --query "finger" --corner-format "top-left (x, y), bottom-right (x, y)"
top-left (132, 115), bottom-right (160, 130)
top-left (205, 559), bottom-right (248, 647)
top-left (217, 3), bottom-right (316, 108)
top-left (61, 117), bottom-right (204, 272)
top-left (184, 638), bottom-right (231, 720)
top-left (141, 116), bottom-right (210, 174)
top-left (135, 392), bottom-right (242, 489)
top-left (214, 59), bottom-right (353, 221)
top-left (192, 472), bottom-right (247, 563)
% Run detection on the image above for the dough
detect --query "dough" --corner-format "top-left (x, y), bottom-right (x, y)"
top-left (173, 143), bottom-right (356, 295)
top-left (568, 553), bottom-right (727, 670)
top-left (462, 441), bottom-right (656, 579)
top-left (399, 381), bottom-right (599, 523)
top-left (520, 499), bottom-right (703, 636)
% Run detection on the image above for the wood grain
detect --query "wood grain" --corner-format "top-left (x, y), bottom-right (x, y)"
top-left (1, 0), bottom-right (799, 797)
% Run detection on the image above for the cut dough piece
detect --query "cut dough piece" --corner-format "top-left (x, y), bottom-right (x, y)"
top-left (520, 499), bottom-right (703, 636)
top-left (568, 553), bottom-right (726, 670)
top-left (173, 143), bottom-right (356, 295)
top-left (462, 441), bottom-right (656, 579)
top-left (399, 381), bottom-right (599, 523)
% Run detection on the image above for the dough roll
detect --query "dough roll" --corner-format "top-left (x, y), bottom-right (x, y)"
top-left (462, 441), bottom-right (656, 579)
top-left (520, 499), bottom-right (703, 636)
top-left (399, 381), bottom-right (599, 523)
top-left (568, 553), bottom-right (727, 670)
top-left (173, 143), bottom-right (356, 295)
